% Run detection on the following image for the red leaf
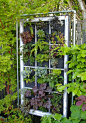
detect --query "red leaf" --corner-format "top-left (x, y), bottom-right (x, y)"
top-left (32, 86), bottom-right (38, 95)
top-left (36, 96), bottom-right (41, 102)
top-left (79, 95), bottom-right (86, 102)
top-left (30, 98), bottom-right (35, 106)
top-left (82, 104), bottom-right (86, 111)
top-left (38, 101), bottom-right (43, 106)
top-left (25, 90), bottom-right (31, 97)
top-left (43, 100), bottom-right (52, 109)
top-left (76, 101), bottom-right (83, 106)
top-left (38, 89), bottom-right (45, 97)
top-left (39, 83), bottom-right (46, 90)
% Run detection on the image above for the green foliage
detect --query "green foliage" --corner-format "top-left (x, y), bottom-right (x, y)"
top-left (0, 0), bottom-right (84, 122)
top-left (5, 108), bottom-right (32, 123)
top-left (41, 105), bottom-right (86, 123)
top-left (0, 0), bottom-right (62, 114)
top-left (35, 68), bottom-right (63, 89)
top-left (51, 93), bottom-right (62, 113)
top-left (60, 44), bottom-right (86, 81)
top-left (51, 58), bottom-right (58, 68)
top-left (21, 67), bottom-right (35, 83)
top-left (20, 31), bottom-right (35, 64)
top-left (38, 106), bottom-right (47, 112)
top-left (56, 82), bottom-right (86, 96)
top-left (31, 39), bottom-right (49, 55)
top-left (56, 44), bottom-right (86, 96)
top-left (37, 29), bottom-right (45, 38)
top-left (71, 0), bottom-right (83, 20)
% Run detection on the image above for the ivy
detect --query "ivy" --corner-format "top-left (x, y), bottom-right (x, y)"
top-left (1, 0), bottom-right (65, 116)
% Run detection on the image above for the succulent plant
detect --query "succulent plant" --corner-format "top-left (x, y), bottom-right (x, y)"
top-left (37, 29), bottom-right (45, 38)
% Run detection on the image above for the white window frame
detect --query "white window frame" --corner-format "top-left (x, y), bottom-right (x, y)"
top-left (20, 16), bottom-right (69, 117)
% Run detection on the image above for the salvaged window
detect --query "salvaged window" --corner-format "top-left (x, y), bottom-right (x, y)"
top-left (20, 16), bottom-right (69, 117)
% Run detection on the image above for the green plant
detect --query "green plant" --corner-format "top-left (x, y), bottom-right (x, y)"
top-left (20, 31), bottom-right (35, 64)
top-left (51, 93), bottom-right (62, 114)
top-left (1, 0), bottom-right (84, 122)
top-left (38, 106), bottom-right (47, 112)
top-left (36, 54), bottom-right (49, 64)
top-left (35, 67), bottom-right (47, 78)
top-left (5, 108), bottom-right (32, 123)
top-left (37, 29), bottom-right (45, 38)
top-left (35, 68), bottom-right (63, 89)
top-left (51, 58), bottom-right (58, 68)
top-left (21, 43), bottom-right (35, 64)
top-left (21, 83), bottom-right (62, 114)
top-left (41, 105), bottom-right (86, 123)
top-left (56, 82), bottom-right (86, 96)
top-left (59, 44), bottom-right (86, 81)
top-left (55, 44), bottom-right (86, 96)
top-left (21, 67), bottom-right (35, 83)
top-left (31, 40), bottom-right (49, 55)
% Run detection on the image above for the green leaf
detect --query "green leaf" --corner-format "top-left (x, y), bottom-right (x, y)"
top-left (71, 110), bottom-right (80, 119)
top-left (67, 87), bottom-right (74, 94)
top-left (61, 117), bottom-right (72, 123)
top-left (57, 85), bottom-right (66, 92)
top-left (69, 62), bottom-right (75, 68)
top-left (80, 121), bottom-right (86, 123)
top-left (78, 72), bottom-right (86, 81)
top-left (81, 111), bottom-right (86, 119)
top-left (77, 90), bottom-right (82, 96)
top-left (67, 70), bottom-right (74, 75)
top-left (81, 53), bottom-right (85, 57)
top-left (73, 89), bottom-right (78, 96)
top-left (54, 113), bottom-right (62, 121)
top-left (71, 119), bottom-right (80, 123)
top-left (70, 105), bottom-right (79, 112)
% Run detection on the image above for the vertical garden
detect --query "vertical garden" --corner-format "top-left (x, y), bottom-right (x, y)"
top-left (0, 0), bottom-right (86, 122)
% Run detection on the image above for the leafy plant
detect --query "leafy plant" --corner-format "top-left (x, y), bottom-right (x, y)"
top-left (20, 31), bottom-right (34, 44)
top-left (56, 82), bottom-right (86, 96)
top-left (59, 44), bottom-right (86, 81)
top-left (35, 67), bottom-right (47, 78)
top-left (51, 58), bottom-right (58, 68)
top-left (21, 43), bottom-right (35, 64)
top-left (76, 95), bottom-right (86, 111)
top-left (36, 21), bottom-right (48, 30)
top-left (21, 67), bottom-right (35, 83)
top-left (36, 53), bottom-right (49, 64)
top-left (35, 68), bottom-right (63, 89)
top-left (55, 44), bottom-right (86, 97)
top-left (51, 93), bottom-right (62, 114)
top-left (21, 83), bottom-right (62, 114)
top-left (5, 108), bottom-right (32, 123)
top-left (37, 29), bottom-right (45, 38)
top-left (31, 40), bottom-right (49, 55)
top-left (20, 31), bottom-right (35, 64)
top-left (41, 105), bottom-right (86, 123)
